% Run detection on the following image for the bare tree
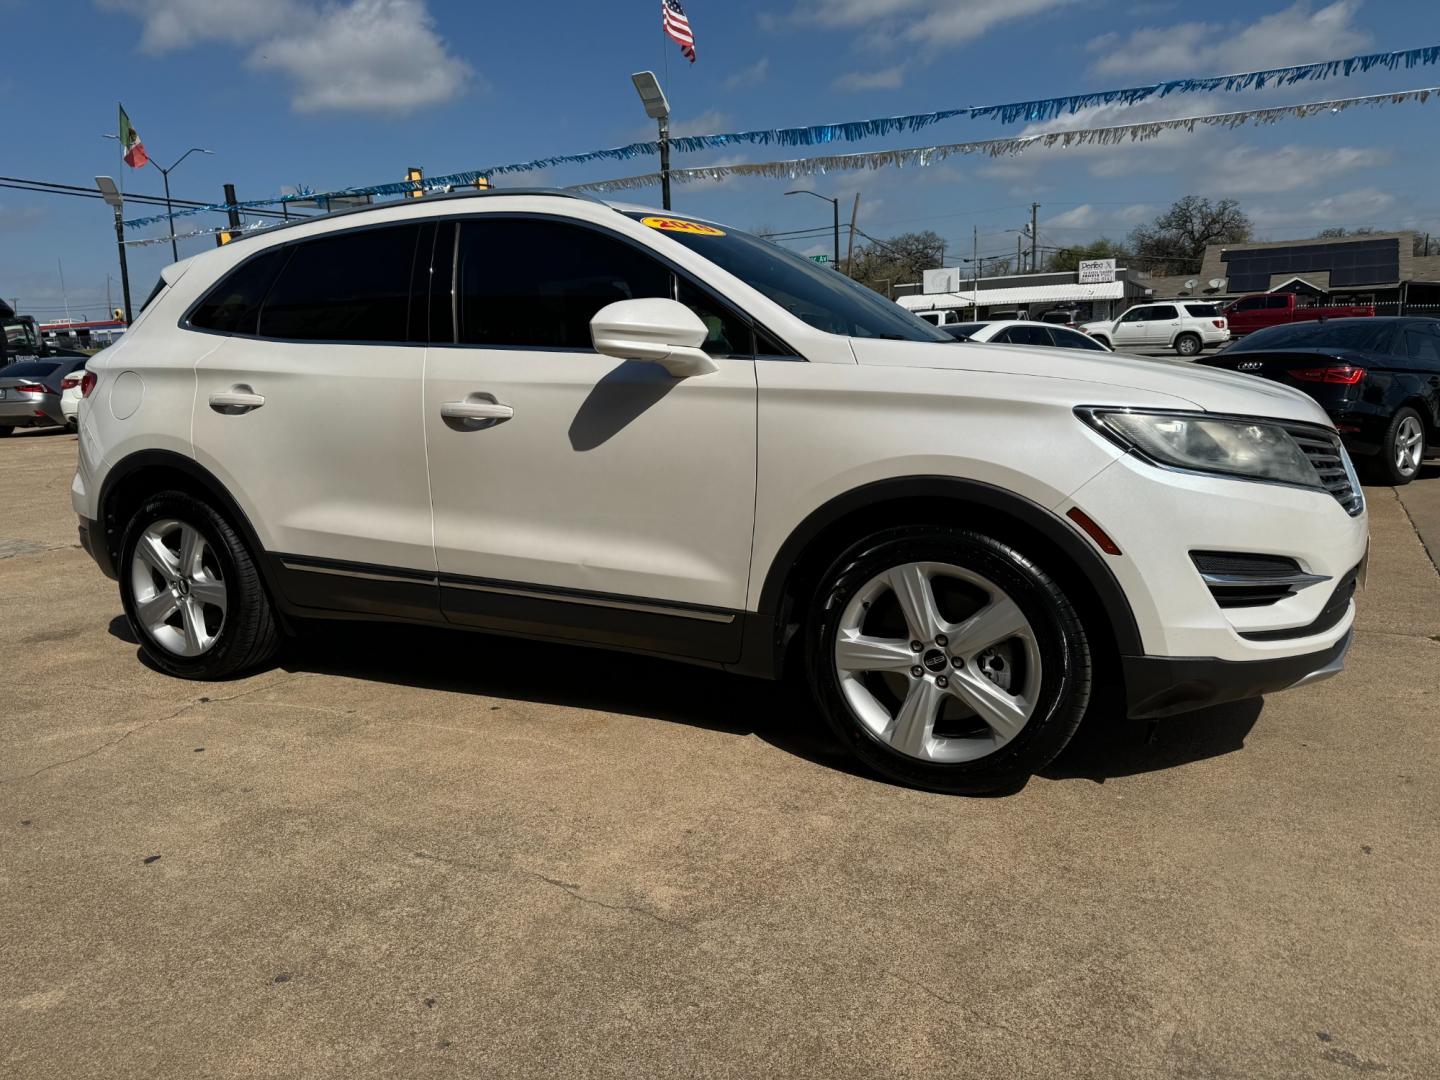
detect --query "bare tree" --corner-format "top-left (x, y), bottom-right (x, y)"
top-left (1128, 196), bottom-right (1252, 275)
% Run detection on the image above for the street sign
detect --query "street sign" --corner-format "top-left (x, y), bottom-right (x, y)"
top-left (1078, 259), bottom-right (1117, 284)
top-left (810, 254), bottom-right (829, 263)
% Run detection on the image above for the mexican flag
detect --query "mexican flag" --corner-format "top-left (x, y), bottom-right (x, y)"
top-left (118, 104), bottom-right (148, 168)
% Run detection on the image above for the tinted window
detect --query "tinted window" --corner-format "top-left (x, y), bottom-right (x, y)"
top-left (1118, 308), bottom-right (1146, 322)
top-left (140, 278), bottom-right (167, 313)
top-left (189, 248), bottom-right (288, 334)
top-left (997, 325), bottom-right (1052, 347)
top-left (1149, 305), bottom-right (1179, 320)
top-left (1232, 297), bottom-right (1262, 311)
top-left (0, 361), bottom-right (59, 378)
top-left (1267, 295), bottom-right (1291, 309)
top-left (1184, 304), bottom-right (1219, 317)
top-left (1404, 329), bottom-right (1440, 362)
top-left (623, 213), bottom-right (950, 342)
top-left (1229, 320), bottom-right (1397, 353)
top-left (677, 278), bottom-right (753, 357)
top-left (457, 219), bottom-right (671, 348)
top-left (259, 225), bottom-right (421, 342)
top-left (1053, 327), bottom-right (1109, 351)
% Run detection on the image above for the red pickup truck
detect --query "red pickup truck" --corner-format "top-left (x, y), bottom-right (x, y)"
top-left (1221, 293), bottom-right (1375, 336)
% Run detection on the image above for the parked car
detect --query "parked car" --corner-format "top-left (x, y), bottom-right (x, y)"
top-left (60, 367), bottom-right (86, 430)
top-left (916, 309), bottom-right (964, 327)
top-left (74, 191), bottom-right (1366, 795)
top-left (941, 320), bottom-right (1112, 351)
top-left (1197, 316), bottom-right (1440, 485)
top-left (1081, 302), bottom-right (1230, 356)
top-left (1222, 293), bottom-right (1374, 337)
top-left (1038, 308), bottom-right (1086, 329)
top-left (0, 357), bottom-right (88, 436)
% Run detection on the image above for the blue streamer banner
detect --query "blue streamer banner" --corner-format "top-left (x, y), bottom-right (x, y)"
top-left (123, 43), bottom-right (1440, 230)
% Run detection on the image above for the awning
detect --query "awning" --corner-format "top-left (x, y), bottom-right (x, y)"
top-left (898, 281), bottom-right (1128, 311)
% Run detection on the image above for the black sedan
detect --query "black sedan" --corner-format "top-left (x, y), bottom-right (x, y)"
top-left (1197, 317), bottom-right (1440, 485)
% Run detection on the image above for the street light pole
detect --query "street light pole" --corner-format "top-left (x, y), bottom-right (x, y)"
top-left (101, 138), bottom-right (213, 262)
top-left (95, 177), bottom-right (133, 325)
top-left (785, 189), bottom-right (841, 267)
top-left (630, 72), bottom-right (673, 211)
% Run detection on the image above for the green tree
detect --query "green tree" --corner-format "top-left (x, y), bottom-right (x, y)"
top-left (847, 230), bottom-right (946, 295)
top-left (1128, 196), bottom-right (1252, 275)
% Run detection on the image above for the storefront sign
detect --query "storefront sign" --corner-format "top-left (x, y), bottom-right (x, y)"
top-left (1078, 259), bottom-right (1116, 284)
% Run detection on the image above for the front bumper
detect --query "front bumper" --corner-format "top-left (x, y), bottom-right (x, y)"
top-left (1124, 630), bottom-right (1352, 718)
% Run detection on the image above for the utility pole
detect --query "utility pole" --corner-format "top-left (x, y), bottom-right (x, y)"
top-left (95, 177), bottom-right (133, 324)
top-left (1030, 203), bottom-right (1040, 272)
top-left (1017, 234), bottom-right (1024, 272)
top-left (845, 193), bottom-right (860, 274)
top-left (223, 183), bottom-right (241, 230)
top-left (972, 225), bottom-right (979, 312)
top-left (58, 260), bottom-right (70, 321)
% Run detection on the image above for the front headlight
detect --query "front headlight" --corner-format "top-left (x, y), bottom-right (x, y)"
top-left (1078, 408), bottom-right (1323, 489)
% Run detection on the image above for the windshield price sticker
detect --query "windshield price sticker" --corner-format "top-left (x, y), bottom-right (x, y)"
top-left (641, 217), bottom-right (725, 236)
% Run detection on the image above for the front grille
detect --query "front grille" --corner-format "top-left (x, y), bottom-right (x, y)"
top-left (1284, 424), bottom-right (1364, 516)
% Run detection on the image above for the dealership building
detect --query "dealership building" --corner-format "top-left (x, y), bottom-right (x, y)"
top-left (896, 231), bottom-right (1440, 322)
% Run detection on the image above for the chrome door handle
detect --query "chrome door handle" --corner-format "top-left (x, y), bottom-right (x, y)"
top-left (208, 387), bottom-right (265, 413)
top-left (441, 399), bottom-right (514, 422)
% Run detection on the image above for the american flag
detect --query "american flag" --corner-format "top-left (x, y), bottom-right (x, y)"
top-left (662, 0), bottom-right (696, 63)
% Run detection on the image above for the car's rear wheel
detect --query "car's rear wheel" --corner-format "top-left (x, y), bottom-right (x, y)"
top-left (1174, 333), bottom-right (1202, 357)
top-left (805, 527), bottom-right (1092, 794)
top-left (1090, 336), bottom-right (1110, 350)
top-left (1367, 407), bottom-right (1426, 486)
top-left (0, 425), bottom-right (12, 437)
top-left (118, 491), bottom-right (281, 679)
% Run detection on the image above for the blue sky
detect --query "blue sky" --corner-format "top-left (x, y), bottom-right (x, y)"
top-left (4, 0), bottom-right (1440, 320)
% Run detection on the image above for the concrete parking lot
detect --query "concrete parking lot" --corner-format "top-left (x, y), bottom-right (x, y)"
top-left (3, 428), bottom-right (1438, 1079)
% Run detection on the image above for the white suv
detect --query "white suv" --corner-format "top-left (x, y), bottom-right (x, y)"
top-left (72, 192), bottom-right (1366, 794)
top-left (1081, 301), bottom-right (1230, 356)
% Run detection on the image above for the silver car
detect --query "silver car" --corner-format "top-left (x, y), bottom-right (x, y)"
top-left (0, 357), bottom-right (88, 436)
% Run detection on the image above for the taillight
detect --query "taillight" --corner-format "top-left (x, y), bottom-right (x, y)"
top-left (15, 381), bottom-right (52, 395)
top-left (1288, 365), bottom-right (1366, 385)
top-left (1213, 319), bottom-right (1226, 328)
top-left (80, 371), bottom-right (98, 398)
top-left (61, 373), bottom-right (82, 390)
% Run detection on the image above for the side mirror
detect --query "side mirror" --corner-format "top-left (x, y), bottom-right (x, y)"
top-left (590, 298), bottom-right (719, 378)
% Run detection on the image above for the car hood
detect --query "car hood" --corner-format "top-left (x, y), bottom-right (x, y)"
top-left (1078, 320), bottom-right (1112, 334)
top-left (849, 338), bottom-right (1333, 424)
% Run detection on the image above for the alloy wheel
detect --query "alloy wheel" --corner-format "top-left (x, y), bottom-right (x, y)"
top-left (129, 519), bottom-right (228, 657)
top-left (833, 561), bottom-right (1043, 763)
top-left (1395, 415), bottom-right (1424, 476)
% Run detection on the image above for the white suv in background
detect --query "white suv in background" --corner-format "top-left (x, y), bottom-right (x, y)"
top-left (73, 192), bottom-right (1365, 794)
top-left (1082, 301), bottom-right (1230, 356)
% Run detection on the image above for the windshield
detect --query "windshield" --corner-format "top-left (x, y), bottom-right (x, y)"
top-left (1229, 320), bottom-right (1395, 353)
top-left (624, 213), bottom-right (951, 342)
top-left (3, 319), bottom-right (41, 363)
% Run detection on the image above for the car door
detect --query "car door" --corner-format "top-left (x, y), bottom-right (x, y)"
top-left (1402, 323), bottom-right (1440, 429)
top-left (189, 223), bottom-right (439, 619)
top-left (1144, 304), bottom-right (1180, 346)
top-left (423, 214), bottom-right (759, 661)
top-left (1110, 307), bottom-right (1148, 348)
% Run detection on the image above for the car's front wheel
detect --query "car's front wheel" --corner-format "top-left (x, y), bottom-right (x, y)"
top-left (1089, 336), bottom-right (1110, 350)
top-left (806, 527), bottom-right (1093, 794)
top-left (0, 425), bottom-right (12, 437)
top-left (118, 491), bottom-right (281, 679)
top-left (1366, 406), bottom-right (1426, 486)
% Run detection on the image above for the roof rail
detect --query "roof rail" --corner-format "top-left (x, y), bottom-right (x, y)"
top-left (224, 187), bottom-right (607, 244)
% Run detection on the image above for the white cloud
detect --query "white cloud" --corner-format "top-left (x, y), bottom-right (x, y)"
top-left (99, 0), bottom-right (471, 114)
top-left (1250, 186), bottom-right (1396, 232)
top-left (724, 57), bottom-right (770, 90)
top-left (798, 0), bottom-right (1075, 45)
top-left (1200, 144), bottom-right (1384, 195)
top-left (832, 65), bottom-right (906, 91)
top-left (96, 0), bottom-right (290, 51)
top-left (1087, 0), bottom-right (1371, 78)
top-left (670, 109), bottom-right (731, 138)
top-left (249, 0), bottom-right (471, 114)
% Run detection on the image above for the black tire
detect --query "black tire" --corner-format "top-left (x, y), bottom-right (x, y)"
top-left (1090, 336), bottom-right (1111, 350)
top-left (805, 527), bottom-right (1093, 795)
top-left (1174, 333), bottom-right (1202, 357)
top-left (0, 425), bottom-right (13, 437)
top-left (118, 490), bottom-right (281, 679)
top-left (1363, 406), bottom-right (1426, 487)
